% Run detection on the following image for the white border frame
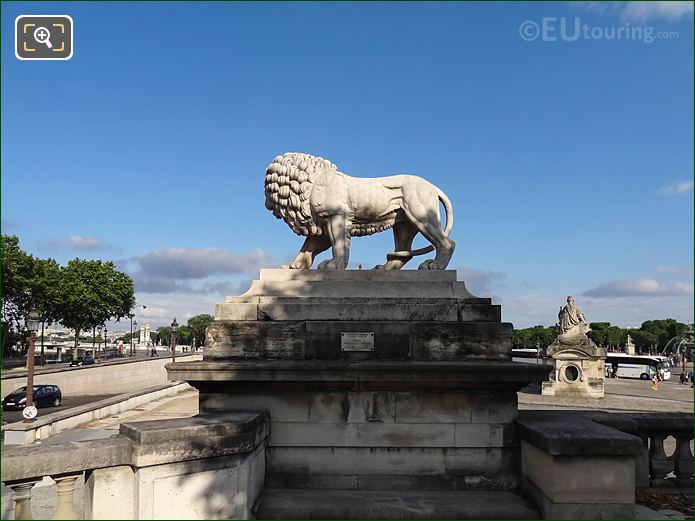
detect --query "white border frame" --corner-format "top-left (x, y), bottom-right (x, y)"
top-left (15, 15), bottom-right (74, 61)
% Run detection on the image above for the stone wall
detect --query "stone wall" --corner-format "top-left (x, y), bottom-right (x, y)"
top-left (1, 354), bottom-right (202, 398)
top-left (201, 389), bottom-right (519, 491)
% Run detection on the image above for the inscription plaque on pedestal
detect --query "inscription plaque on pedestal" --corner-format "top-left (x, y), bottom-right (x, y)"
top-left (341, 332), bottom-right (374, 351)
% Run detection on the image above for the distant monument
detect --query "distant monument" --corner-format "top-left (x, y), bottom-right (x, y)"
top-left (542, 296), bottom-right (606, 398)
top-left (264, 152), bottom-right (455, 270)
top-left (139, 323), bottom-right (151, 347)
top-left (625, 334), bottom-right (636, 355)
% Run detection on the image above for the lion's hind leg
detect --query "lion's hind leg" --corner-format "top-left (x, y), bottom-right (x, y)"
top-left (375, 219), bottom-right (417, 270)
top-left (402, 187), bottom-right (455, 270)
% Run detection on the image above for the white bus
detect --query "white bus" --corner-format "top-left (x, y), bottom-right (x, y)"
top-left (605, 354), bottom-right (671, 380)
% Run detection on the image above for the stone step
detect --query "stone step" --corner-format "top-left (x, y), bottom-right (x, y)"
top-left (255, 489), bottom-right (539, 519)
top-left (235, 280), bottom-right (474, 299)
top-left (259, 268), bottom-right (458, 283)
top-left (216, 299), bottom-right (498, 322)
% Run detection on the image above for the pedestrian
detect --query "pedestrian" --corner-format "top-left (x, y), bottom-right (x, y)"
top-left (651, 373), bottom-right (659, 391)
top-left (680, 371), bottom-right (687, 385)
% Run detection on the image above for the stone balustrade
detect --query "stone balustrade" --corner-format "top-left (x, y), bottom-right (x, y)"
top-left (589, 412), bottom-right (694, 492)
top-left (517, 410), bottom-right (694, 520)
top-left (1, 412), bottom-right (269, 520)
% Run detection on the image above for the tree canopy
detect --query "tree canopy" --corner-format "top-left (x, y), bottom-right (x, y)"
top-left (1, 234), bottom-right (135, 356)
top-left (514, 318), bottom-right (690, 354)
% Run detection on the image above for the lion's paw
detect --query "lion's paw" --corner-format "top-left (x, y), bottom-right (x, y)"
top-left (418, 259), bottom-right (439, 270)
top-left (318, 259), bottom-right (343, 270)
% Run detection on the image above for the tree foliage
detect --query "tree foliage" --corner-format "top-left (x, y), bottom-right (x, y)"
top-left (1, 234), bottom-right (135, 357)
top-left (1, 235), bottom-right (35, 354)
top-left (514, 318), bottom-right (690, 354)
top-left (60, 259), bottom-right (135, 351)
top-left (187, 314), bottom-right (214, 347)
top-left (512, 325), bottom-right (556, 349)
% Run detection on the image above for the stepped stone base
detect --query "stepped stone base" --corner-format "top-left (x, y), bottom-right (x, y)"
top-left (170, 268), bottom-right (552, 517)
top-left (206, 269), bottom-right (511, 362)
top-left (256, 489), bottom-right (539, 519)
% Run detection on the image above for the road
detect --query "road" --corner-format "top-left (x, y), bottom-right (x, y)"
top-left (1, 394), bottom-right (117, 424)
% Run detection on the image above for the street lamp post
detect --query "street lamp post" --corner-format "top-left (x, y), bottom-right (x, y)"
top-left (171, 318), bottom-right (178, 364)
top-left (103, 326), bottom-right (108, 361)
top-left (133, 321), bottom-right (138, 356)
top-left (97, 326), bottom-right (103, 363)
top-left (24, 310), bottom-right (41, 422)
top-left (129, 314), bottom-right (134, 357)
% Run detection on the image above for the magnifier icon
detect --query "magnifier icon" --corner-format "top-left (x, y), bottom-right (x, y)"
top-left (34, 26), bottom-right (53, 49)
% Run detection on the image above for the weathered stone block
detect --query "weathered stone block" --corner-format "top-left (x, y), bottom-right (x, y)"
top-left (85, 465), bottom-right (135, 520)
top-left (454, 424), bottom-right (493, 447)
top-left (395, 392), bottom-right (472, 423)
top-left (308, 392), bottom-right (396, 423)
top-left (521, 440), bottom-right (635, 503)
top-left (200, 392), bottom-right (310, 423)
top-left (409, 322), bottom-right (512, 361)
top-left (262, 322), bottom-right (305, 359)
top-left (267, 446), bottom-right (448, 477)
top-left (471, 392), bottom-right (518, 423)
top-left (306, 321), bottom-right (410, 359)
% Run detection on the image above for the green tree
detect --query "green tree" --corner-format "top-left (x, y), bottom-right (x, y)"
top-left (31, 258), bottom-right (63, 362)
top-left (1, 235), bottom-right (35, 356)
top-left (187, 314), bottom-right (214, 347)
top-left (177, 325), bottom-right (193, 346)
top-left (156, 326), bottom-right (172, 346)
top-left (59, 259), bottom-right (135, 355)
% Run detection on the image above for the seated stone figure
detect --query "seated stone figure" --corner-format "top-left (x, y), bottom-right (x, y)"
top-left (556, 296), bottom-right (590, 337)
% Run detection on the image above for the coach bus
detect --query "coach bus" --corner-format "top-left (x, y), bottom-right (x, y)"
top-left (605, 353), bottom-right (671, 380)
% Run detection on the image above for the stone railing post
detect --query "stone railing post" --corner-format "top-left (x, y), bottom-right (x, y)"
top-left (673, 433), bottom-right (694, 487)
top-left (634, 432), bottom-right (650, 488)
top-left (9, 481), bottom-right (37, 520)
top-left (53, 474), bottom-right (81, 520)
top-left (648, 433), bottom-right (673, 484)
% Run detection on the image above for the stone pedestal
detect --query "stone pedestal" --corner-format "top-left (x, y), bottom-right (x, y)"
top-left (541, 335), bottom-right (606, 399)
top-left (168, 270), bottom-right (550, 516)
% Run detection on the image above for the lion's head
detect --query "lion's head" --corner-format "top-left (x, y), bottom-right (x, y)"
top-left (264, 152), bottom-right (338, 236)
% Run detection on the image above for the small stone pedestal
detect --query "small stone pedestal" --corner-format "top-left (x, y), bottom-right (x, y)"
top-left (541, 335), bottom-right (606, 398)
top-left (168, 270), bottom-right (550, 518)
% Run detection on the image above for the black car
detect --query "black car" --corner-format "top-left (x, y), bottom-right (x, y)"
top-left (2, 385), bottom-right (62, 410)
top-left (70, 355), bottom-right (95, 367)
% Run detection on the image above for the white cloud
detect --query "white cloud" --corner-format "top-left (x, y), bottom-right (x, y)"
top-left (502, 291), bottom-right (693, 329)
top-left (657, 180), bottom-right (694, 195)
top-left (41, 235), bottom-right (111, 251)
top-left (583, 278), bottom-right (693, 298)
top-left (656, 265), bottom-right (694, 275)
top-left (133, 247), bottom-right (275, 280)
top-left (621, 1), bottom-right (693, 22)
top-left (577, 1), bottom-right (693, 22)
top-left (456, 266), bottom-right (506, 296)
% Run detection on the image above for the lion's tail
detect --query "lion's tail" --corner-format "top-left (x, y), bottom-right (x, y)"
top-left (407, 186), bottom-right (453, 257)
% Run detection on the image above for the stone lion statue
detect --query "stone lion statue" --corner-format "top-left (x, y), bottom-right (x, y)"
top-left (264, 152), bottom-right (455, 270)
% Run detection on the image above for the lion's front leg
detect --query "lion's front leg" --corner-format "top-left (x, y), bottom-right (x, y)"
top-left (289, 235), bottom-right (331, 269)
top-left (317, 213), bottom-right (352, 270)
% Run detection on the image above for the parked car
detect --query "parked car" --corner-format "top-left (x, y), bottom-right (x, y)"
top-left (2, 385), bottom-right (62, 410)
top-left (69, 355), bottom-right (95, 367)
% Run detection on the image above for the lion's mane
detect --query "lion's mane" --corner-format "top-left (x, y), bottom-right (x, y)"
top-left (264, 152), bottom-right (338, 236)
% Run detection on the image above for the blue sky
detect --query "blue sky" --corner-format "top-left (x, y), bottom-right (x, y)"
top-left (2, 1), bottom-right (693, 329)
